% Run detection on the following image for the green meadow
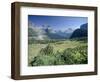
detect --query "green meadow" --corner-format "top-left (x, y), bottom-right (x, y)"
top-left (28, 39), bottom-right (87, 66)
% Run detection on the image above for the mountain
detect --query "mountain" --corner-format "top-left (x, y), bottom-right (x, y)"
top-left (28, 22), bottom-right (74, 40)
top-left (28, 22), bottom-right (49, 40)
top-left (80, 23), bottom-right (87, 30)
top-left (42, 28), bottom-right (68, 39)
top-left (55, 30), bottom-right (72, 39)
top-left (28, 27), bottom-right (49, 40)
top-left (64, 28), bottom-right (74, 33)
top-left (70, 23), bottom-right (88, 39)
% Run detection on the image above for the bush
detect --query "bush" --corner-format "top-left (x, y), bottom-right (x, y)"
top-left (73, 46), bottom-right (87, 64)
top-left (54, 51), bottom-right (65, 65)
top-left (30, 55), bottom-right (56, 66)
top-left (30, 44), bottom-right (56, 66)
top-left (30, 44), bottom-right (88, 66)
top-left (39, 44), bottom-right (54, 55)
top-left (61, 49), bottom-right (75, 64)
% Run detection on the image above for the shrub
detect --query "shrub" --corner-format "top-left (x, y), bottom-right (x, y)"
top-left (39, 44), bottom-right (54, 55)
top-left (54, 51), bottom-right (65, 65)
top-left (61, 48), bottom-right (75, 64)
top-left (30, 55), bottom-right (56, 66)
top-left (30, 44), bottom-right (88, 66)
top-left (73, 46), bottom-right (87, 64)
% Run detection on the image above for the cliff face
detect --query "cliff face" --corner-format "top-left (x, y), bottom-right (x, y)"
top-left (70, 23), bottom-right (88, 39)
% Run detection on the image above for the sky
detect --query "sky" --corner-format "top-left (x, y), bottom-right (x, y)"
top-left (28, 15), bottom-right (88, 31)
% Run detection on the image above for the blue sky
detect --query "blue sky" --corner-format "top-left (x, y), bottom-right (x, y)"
top-left (28, 15), bottom-right (88, 31)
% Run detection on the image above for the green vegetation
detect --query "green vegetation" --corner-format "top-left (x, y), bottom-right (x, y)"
top-left (28, 38), bottom-right (88, 66)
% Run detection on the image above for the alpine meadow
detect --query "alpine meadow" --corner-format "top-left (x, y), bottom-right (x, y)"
top-left (28, 15), bottom-right (88, 66)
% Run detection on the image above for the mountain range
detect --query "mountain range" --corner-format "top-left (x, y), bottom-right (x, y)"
top-left (28, 22), bottom-right (88, 40)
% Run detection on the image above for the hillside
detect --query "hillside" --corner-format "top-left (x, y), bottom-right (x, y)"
top-left (70, 23), bottom-right (88, 39)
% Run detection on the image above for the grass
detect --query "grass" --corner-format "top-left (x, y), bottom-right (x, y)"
top-left (28, 39), bottom-right (87, 66)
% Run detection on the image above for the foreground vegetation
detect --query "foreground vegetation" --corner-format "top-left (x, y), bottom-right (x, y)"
top-left (28, 39), bottom-right (87, 66)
